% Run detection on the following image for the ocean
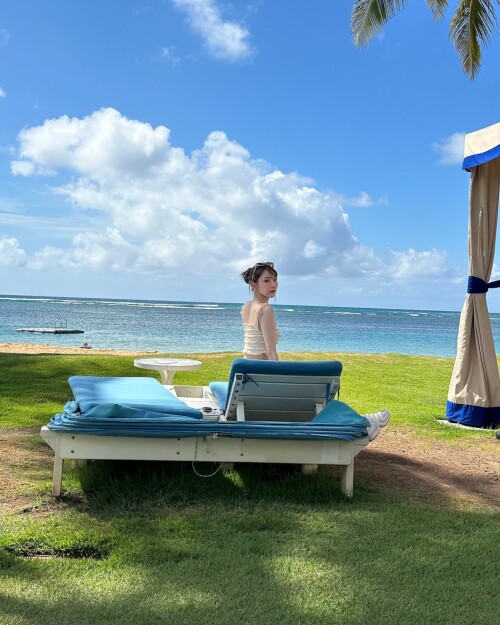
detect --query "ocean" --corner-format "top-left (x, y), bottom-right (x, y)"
top-left (2, 294), bottom-right (500, 358)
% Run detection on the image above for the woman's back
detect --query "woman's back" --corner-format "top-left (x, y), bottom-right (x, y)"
top-left (241, 302), bottom-right (280, 359)
top-left (240, 262), bottom-right (280, 361)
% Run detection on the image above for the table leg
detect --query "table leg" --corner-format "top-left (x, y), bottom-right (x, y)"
top-left (159, 369), bottom-right (174, 385)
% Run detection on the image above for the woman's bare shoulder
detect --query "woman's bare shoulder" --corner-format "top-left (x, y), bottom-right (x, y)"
top-left (259, 304), bottom-right (275, 320)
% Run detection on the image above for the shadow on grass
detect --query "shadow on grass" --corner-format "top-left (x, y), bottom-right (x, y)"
top-left (2, 433), bottom-right (500, 625)
top-left (74, 459), bottom-right (350, 514)
top-left (1, 500), bottom-right (499, 625)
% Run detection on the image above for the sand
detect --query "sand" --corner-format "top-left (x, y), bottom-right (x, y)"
top-left (0, 342), bottom-right (156, 356)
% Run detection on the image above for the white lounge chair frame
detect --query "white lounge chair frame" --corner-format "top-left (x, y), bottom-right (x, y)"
top-left (41, 361), bottom-right (369, 498)
top-left (225, 371), bottom-right (341, 421)
top-left (40, 425), bottom-right (368, 497)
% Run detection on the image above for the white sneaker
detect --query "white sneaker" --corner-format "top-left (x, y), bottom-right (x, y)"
top-left (366, 419), bottom-right (381, 442)
top-left (363, 409), bottom-right (390, 441)
top-left (364, 409), bottom-right (391, 428)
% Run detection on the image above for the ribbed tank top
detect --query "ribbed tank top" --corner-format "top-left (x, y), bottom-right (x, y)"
top-left (242, 303), bottom-right (280, 356)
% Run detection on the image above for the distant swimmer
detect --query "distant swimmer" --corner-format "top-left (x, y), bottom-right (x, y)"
top-left (80, 341), bottom-right (92, 349)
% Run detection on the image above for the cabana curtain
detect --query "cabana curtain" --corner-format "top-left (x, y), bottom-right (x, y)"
top-left (446, 123), bottom-right (500, 428)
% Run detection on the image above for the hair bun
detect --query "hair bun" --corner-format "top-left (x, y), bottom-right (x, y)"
top-left (240, 267), bottom-right (252, 284)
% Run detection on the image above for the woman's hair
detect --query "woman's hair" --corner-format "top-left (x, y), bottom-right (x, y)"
top-left (241, 261), bottom-right (278, 285)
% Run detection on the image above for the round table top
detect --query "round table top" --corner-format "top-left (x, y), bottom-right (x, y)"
top-left (134, 357), bottom-right (202, 370)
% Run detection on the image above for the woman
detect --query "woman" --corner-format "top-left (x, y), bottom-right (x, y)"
top-left (240, 262), bottom-right (280, 360)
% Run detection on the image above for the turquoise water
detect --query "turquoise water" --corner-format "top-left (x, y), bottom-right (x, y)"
top-left (2, 293), bottom-right (498, 357)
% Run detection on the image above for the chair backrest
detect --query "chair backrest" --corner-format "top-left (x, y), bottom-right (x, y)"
top-left (224, 359), bottom-right (342, 422)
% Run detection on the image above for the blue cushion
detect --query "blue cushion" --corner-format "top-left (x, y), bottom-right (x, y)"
top-left (209, 381), bottom-right (229, 409)
top-left (227, 359), bottom-right (342, 378)
top-left (312, 400), bottom-right (368, 427)
top-left (68, 376), bottom-right (202, 419)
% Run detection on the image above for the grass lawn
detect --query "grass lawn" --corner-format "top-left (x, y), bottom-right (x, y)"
top-left (0, 352), bottom-right (499, 625)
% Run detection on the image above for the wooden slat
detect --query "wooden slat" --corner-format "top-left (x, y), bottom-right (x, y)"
top-left (238, 396), bottom-right (322, 411)
top-left (238, 381), bottom-right (330, 399)
top-left (243, 409), bottom-right (314, 422)
top-left (241, 374), bottom-right (336, 385)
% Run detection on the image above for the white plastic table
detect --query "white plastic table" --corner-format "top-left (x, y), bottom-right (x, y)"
top-left (133, 357), bottom-right (202, 385)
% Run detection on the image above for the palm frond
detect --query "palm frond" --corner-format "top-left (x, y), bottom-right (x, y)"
top-left (450, 0), bottom-right (497, 79)
top-left (426, 0), bottom-right (449, 21)
top-left (351, 0), bottom-right (408, 47)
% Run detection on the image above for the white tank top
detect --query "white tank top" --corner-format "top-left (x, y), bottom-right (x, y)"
top-left (242, 303), bottom-right (280, 356)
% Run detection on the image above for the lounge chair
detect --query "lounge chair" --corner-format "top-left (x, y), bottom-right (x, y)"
top-left (41, 359), bottom-right (388, 498)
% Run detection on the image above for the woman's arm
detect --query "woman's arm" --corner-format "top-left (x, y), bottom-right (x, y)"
top-left (259, 306), bottom-right (279, 360)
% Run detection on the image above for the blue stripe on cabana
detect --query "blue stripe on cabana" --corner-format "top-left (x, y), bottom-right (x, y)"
top-left (463, 143), bottom-right (500, 170)
top-left (446, 400), bottom-right (500, 428)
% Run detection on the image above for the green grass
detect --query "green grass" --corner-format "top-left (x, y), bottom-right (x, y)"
top-left (0, 350), bottom-right (488, 439)
top-left (0, 352), bottom-right (498, 625)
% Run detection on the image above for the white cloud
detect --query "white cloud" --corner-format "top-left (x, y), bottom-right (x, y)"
top-left (389, 248), bottom-right (448, 280)
top-left (432, 132), bottom-right (465, 165)
top-left (9, 108), bottom-right (451, 295)
top-left (9, 108), bottom-right (367, 277)
top-left (11, 160), bottom-right (35, 176)
top-left (27, 229), bottom-right (137, 271)
top-left (0, 86), bottom-right (5, 98)
top-left (172, 0), bottom-right (253, 61)
top-left (344, 191), bottom-right (374, 207)
top-left (302, 240), bottom-right (325, 259)
top-left (0, 237), bottom-right (27, 266)
top-left (326, 190), bottom-right (390, 209)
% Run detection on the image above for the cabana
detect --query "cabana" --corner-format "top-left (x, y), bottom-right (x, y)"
top-left (446, 122), bottom-right (500, 428)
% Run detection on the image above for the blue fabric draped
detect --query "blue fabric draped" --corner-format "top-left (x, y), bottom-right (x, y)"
top-left (46, 371), bottom-right (369, 441)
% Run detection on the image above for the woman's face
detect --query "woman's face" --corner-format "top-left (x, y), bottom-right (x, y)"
top-left (253, 269), bottom-right (278, 298)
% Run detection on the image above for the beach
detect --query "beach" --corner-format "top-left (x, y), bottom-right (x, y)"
top-left (0, 342), bottom-right (156, 356)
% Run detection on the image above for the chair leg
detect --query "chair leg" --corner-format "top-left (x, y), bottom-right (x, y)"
top-left (52, 455), bottom-right (64, 497)
top-left (341, 460), bottom-right (354, 498)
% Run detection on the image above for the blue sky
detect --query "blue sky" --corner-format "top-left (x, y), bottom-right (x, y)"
top-left (1, 1), bottom-right (499, 311)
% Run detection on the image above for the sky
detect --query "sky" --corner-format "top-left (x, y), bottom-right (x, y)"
top-left (1, 1), bottom-right (500, 311)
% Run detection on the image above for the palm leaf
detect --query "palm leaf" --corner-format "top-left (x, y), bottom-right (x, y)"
top-left (351, 0), bottom-right (408, 47)
top-left (426, 0), bottom-right (449, 21)
top-left (450, 0), bottom-right (497, 79)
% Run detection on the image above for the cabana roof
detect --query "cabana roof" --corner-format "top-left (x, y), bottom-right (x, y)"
top-left (463, 122), bottom-right (500, 171)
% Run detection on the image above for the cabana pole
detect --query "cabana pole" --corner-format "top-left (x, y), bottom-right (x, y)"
top-left (446, 123), bottom-right (500, 428)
